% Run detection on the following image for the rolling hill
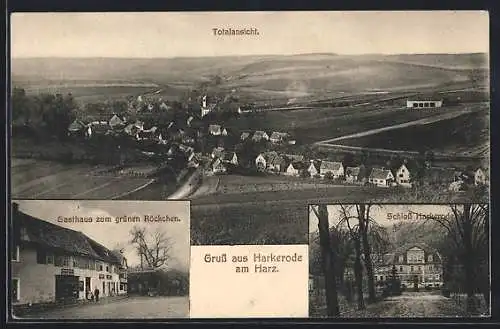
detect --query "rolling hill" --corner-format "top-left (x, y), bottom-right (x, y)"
top-left (11, 53), bottom-right (489, 103)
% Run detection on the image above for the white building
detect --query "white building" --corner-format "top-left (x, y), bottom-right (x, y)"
top-left (11, 203), bottom-right (128, 306)
top-left (406, 100), bottom-right (443, 108)
top-left (395, 164), bottom-right (412, 188)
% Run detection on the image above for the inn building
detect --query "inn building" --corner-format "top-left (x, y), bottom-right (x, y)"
top-left (11, 203), bottom-right (128, 306)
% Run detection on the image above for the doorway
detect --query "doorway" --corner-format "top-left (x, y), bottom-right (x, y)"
top-left (55, 275), bottom-right (79, 301)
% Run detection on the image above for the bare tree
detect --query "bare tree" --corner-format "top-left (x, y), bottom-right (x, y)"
top-left (129, 225), bottom-right (173, 270)
top-left (356, 204), bottom-right (377, 304)
top-left (338, 205), bottom-right (365, 310)
top-left (311, 205), bottom-right (340, 316)
top-left (419, 204), bottom-right (489, 314)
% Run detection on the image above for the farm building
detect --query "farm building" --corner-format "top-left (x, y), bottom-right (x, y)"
top-left (285, 161), bottom-right (307, 177)
top-left (406, 100), bottom-right (443, 108)
top-left (369, 168), bottom-right (395, 187)
top-left (319, 161), bottom-right (344, 179)
top-left (11, 203), bottom-right (128, 306)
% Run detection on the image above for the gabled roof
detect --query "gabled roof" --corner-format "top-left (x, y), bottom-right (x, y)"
top-left (14, 207), bottom-right (121, 264)
top-left (269, 132), bottom-right (289, 140)
top-left (308, 161), bottom-right (321, 171)
top-left (241, 132), bottom-right (251, 140)
top-left (209, 124), bottom-right (222, 134)
top-left (212, 147), bottom-right (225, 158)
top-left (252, 131), bottom-right (268, 139)
top-left (320, 161), bottom-right (343, 171)
top-left (283, 154), bottom-right (305, 162)
top-left (68, 119), bottom-right (86, 132)
top-left (222, 151), bottom-right (237, 162)
top-left (369, 168), bottom-right (393, 180)
top-left (265, 152), bottom-right (286, 166)
top-left (288, 161), bottom-right (307, 170)
top-left (345, 166), bottom-right (361, 176)
top-left (109, 114), bottom-right (125, 126)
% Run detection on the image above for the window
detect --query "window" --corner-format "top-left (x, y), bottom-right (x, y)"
top-left (11, 246), bottom-right (20, 262)
top-left (418, 266), bottom-right (421, 271)
top-left (37, 249), bottom-right (47, 264)
top-left (430, 103), bottom-right (435, 107)
top-left (428, 255), bottom-right (433, 262)
top-left (98, 264), bottom-right (103, 271)
top-left (399, 266), bottom-right (403, 272)
top-left (424, 102), bottom-right (429, 107)
top-left (12, 279), bottom-right (20, 301)
top-left (399, 174), bottom-right (404, 178)
top-left (410, 266), bottom-right (414, 272)
top-left (399, 255), bottom-right (404, 263)
top-left (106, 266), bottom-right (110, 273)
top-left (413, 103), bottom-right (418, 108)
top-left (46, 254), bottom-right (54, 264)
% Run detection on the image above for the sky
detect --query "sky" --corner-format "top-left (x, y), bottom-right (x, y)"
top-left (309, 204), bottom-right (453, 234)
top-left (15, 200), bottom-right (190, 271)
top-left (11, 11), bottom-right (489, 58)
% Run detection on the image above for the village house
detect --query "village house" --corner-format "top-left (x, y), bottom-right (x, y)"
top-left (255, 153), bottom-right (267, 171)
top-left (369, 168), bottom-right (395, 187)
top-left (209, 124), bottom-right (222, 136)
top-left (285, 161), bottom-right (307, 177)
top-left (269, 132), bottom-right (289, 144)
top-left (221, 151), bottom-right (238, 166)
top-left (474, 168), bottom-right (489, 186)
top-left (11, 203), bottom-right (127, 306)
top-left (307, 161), bottom-right (321, 177)
top-left (87, 122), bottom-right (111, 138)
top-left (211, 147), bottom-right (225, 159)
top-left (240, 132), bottom-right (251, 141)
top-left (221, 127), bottom-right (229, 136)
top-left (394, 163), bottom-right (413, 188)
top-left (345, 165), bottom-right (367, 184)
top-left (137, 126), bottom-right (161, 142)
top-left (252, 131), bottom-right (269, 142)
top-left (319, 161), bottom-right (344, 179)
top-left (265, 152), bottom-right (287, 173)
top-left (67, 119), bottom-right (87, 138)
top-left (109, 114), bottom-right (126, 129)
top-left (211, 158), bottom-right (227, 174)
top-left (159, 102), bottom-right (171, 111)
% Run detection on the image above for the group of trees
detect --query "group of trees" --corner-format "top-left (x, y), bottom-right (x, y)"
top-left (310, 204), bottom-right (389, 316)
top-left (12, 87), bottom-right (78, 140)
top-left (311, 203), bottom-right (490, 317)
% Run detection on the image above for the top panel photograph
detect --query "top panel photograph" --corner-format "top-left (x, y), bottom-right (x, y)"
top-left (9, 11), bottom-right (490, 244)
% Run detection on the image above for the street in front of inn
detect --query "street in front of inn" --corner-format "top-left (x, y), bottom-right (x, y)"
top-left (19, 296), bottom-right (189, 319)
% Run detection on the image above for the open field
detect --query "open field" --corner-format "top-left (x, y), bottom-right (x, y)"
top-left (331, 106), bottom-right (489, 157)
top-left (11, 159), bottom-right (155, 200)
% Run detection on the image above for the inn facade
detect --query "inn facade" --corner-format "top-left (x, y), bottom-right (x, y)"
top-left (11, 203), bottom-right (128, 306)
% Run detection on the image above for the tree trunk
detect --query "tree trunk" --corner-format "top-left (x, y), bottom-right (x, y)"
top-left (358, 204), bottom-right (376, 303)
top-left (353, 234), bottom-right (365, 310)
top-left (317, 205), bottom-right (340, 316)
top-left (462, 204), bottom-right (477, 314)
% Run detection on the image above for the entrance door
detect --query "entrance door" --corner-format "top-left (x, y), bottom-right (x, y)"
top-left (55, 275), bottom-right (79, 301)
top-left (85, 277), bottom-right (91, 299)
top-left (102, 281), bottom-right (106, 296)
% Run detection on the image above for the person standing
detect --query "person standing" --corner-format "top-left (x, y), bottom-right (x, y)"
top-left (94, 288), bottom-right (100, 302)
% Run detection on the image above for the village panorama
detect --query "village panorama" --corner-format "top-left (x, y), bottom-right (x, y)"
top-left (11, 52), bottom-right (490, 244)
